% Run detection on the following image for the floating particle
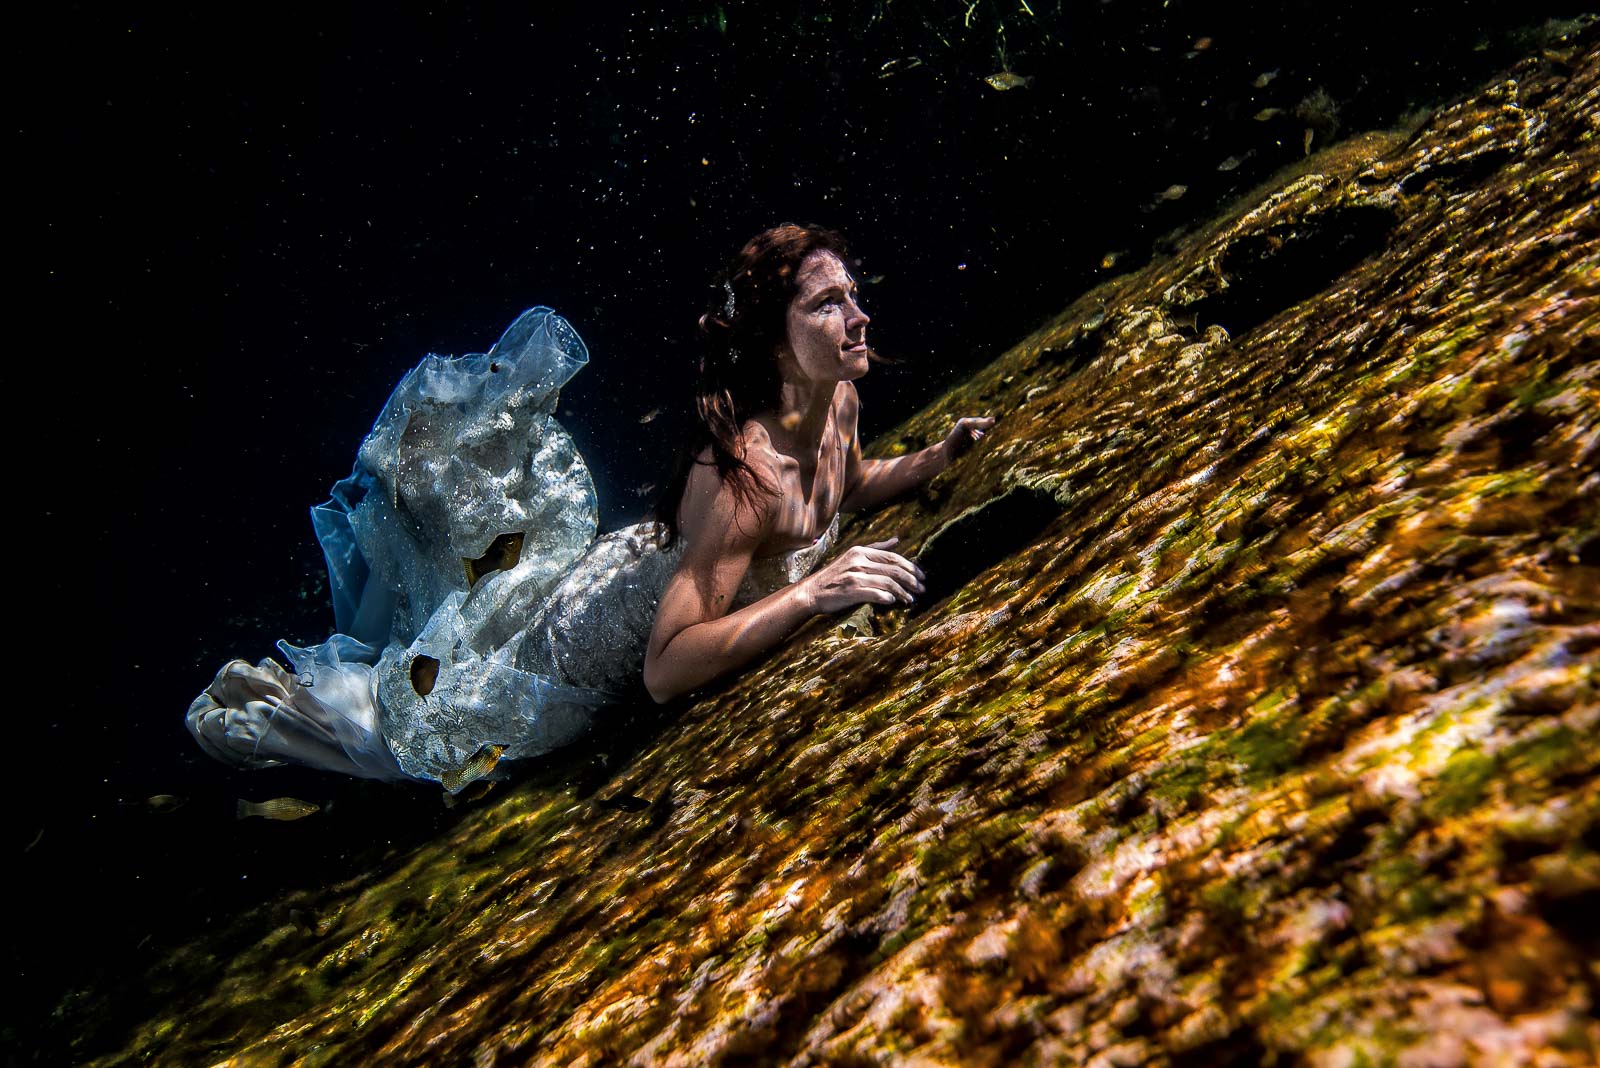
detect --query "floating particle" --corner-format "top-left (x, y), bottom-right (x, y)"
top-left (596, 792), bottom-right (651, 812)
top-left (879, 56), bottom-right (924, 79)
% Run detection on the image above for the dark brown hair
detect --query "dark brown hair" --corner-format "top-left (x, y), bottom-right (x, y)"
top-left (651, 223), bottom-right (862, 548)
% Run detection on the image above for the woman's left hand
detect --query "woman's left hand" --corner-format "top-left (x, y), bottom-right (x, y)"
top-left (940, 415), bottom-right (996, 463)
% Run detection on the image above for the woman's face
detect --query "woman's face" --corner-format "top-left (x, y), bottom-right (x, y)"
top-left (778, 250), bottom-right (871, 386)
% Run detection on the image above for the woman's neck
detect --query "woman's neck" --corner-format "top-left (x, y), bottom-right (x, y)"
top-left (773, 378), bottom-right (836, 454)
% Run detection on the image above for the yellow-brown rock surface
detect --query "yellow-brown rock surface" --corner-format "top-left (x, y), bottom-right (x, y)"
top-left (79, 40), bottom-right (1597, 1068)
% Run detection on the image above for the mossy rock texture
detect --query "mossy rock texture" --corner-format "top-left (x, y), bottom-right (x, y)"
top-left (76, 41), bottom-right (1597, 1068)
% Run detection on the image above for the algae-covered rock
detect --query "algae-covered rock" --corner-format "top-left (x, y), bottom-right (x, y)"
top-left (73, 40), bottom-right (1598, 1068)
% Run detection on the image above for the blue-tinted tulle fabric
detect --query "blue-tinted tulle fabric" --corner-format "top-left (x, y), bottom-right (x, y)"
top-left (189, 308), bottom-right (617, 788)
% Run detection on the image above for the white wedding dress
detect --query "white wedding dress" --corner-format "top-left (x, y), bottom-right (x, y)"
top-left (185, 307), bottom-right (839, 788)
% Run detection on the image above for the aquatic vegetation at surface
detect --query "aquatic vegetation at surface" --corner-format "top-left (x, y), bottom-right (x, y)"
top-left (63, 39), bottom-right (1600, 1068)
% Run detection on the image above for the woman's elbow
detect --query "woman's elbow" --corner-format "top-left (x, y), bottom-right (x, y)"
top-left (641, 656), bottom-right (679, 705)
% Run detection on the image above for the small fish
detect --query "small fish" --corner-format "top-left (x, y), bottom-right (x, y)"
top-left (1216, 151), bottom-right (1252, 172)
top-left (1156, 183), bottom-right (1188, 202)
top-left (237, 797), bottom-right (321, 821)
top-left (631, 482), bottom-right (658, 498)
top-left (1100, 250), bottom-right (1121, 270)
top-left (638, 408), bottom-right (660, 424)
top-left (984, 72), bottom-right (1034, 91)
top-left (124, 794), bottom-right (188, 814)
top-left (863, 274), bottom-right (886, 285)
top-left (1252, 68), bottom-right (1280, 88)
top-left (442, 780), bottom-right (495, 808)
top-left (441, 743), bottom-right (507, 794)
top-left (409, 654), bottom-right (440, 697)
top-left (1254, 107), bottom-right (1283, 121)
top-left (1303, 128), bottom-right (1316, 155)
top-left (1192, 36), bottom-right (1213, 50)
top-left (463, 531), bottom-right (525, 587)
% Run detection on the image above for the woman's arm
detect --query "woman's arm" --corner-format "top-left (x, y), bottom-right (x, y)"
top-left (840, 449), bottom-right (949, 513)
top-left (643, 433), bottom-right (924, 704)
top-left (838, 383), bottom-right (995, 513)
top-left (644, 570), bottom-right (820, 704)
top-left (642, 444), bottom-right (811, 703)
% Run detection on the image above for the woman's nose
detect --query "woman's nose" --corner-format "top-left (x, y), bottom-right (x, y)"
top-left (848, 298), bottom-right (870, 328)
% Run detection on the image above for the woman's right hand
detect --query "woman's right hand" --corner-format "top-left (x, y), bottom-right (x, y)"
top-left (803, 537), bottom-right (926, 614)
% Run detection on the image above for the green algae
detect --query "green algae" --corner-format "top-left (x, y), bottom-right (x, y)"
top-left (1428, 747), bottom-right (1498, 817)
top-left (1505, 724), bottom-right (1590, 782)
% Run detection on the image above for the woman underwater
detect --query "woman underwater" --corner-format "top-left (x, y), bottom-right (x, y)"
top-left (187, 223), bottom-right (995, 789)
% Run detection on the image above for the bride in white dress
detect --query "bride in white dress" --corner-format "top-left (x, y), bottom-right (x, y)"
top-left (187, 224), bottom-right (995, 789)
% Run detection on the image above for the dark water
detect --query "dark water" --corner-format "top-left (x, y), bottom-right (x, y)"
top-left (17, 1), bottom-right (1595, 1059)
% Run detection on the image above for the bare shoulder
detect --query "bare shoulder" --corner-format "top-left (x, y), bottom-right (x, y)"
top-left (691, 420), bottom-right (783, 470)
top-left (681, 428), bottom-right (781, 548)
top-left (740, 418), bottom-right (783, 464)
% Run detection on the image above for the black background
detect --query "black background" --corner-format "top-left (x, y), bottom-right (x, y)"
top-left (16, 1), bottom-right (1591, 1056)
